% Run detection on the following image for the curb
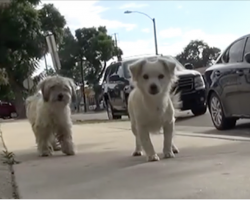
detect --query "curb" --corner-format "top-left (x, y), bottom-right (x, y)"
top-left (73, 118), bottom-right (129, 124)
top-left (177, 131), bottom-right (250, 142)
top-left (103, 126), bottom-right (250, 142)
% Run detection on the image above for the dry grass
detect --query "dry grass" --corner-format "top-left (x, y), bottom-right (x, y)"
top-left (0, 125), bottom-right (20, 165)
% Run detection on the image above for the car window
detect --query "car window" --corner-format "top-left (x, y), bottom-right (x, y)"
top-left (243, 37), bottom-right (250, 56)
top-left (106, 63), bottom-right (120, 83)
top-left (227, 38), bottom-right (245, 63)
top-left (116, 63), bottom-right (123, 77)
top-left (103, 66), bottom-right (112, 82)
top-left (109, 63), bottom-right (119, 76)
top-left (103, 63), bottom-right (120, 82)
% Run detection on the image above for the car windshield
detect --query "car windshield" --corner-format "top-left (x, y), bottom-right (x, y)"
top-left (123, 55), bottom-right (185, 78)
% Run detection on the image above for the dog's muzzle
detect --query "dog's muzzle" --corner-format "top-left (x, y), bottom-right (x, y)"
top-left (149, 84), bottom-right (159, 95)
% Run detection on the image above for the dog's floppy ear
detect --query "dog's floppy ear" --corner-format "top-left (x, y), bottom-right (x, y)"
top-left (158, 57), bottom-right (178, 83)
top-left (128, 58), bottom-right (146, 81)
top-left (158, 57), bottom-right (176, 74)
top-left (67, 78), bottom-right (77, 102)
top-left (37, 78), bottom-right (50, 102)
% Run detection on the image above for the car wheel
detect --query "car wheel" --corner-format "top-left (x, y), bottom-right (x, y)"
top-left (191, 106), bottom-right (207, 116)
top-left (10, 112), bottom-right (17, 118)
top-left (106, 100), bottom-right (122, 120)
top-left (209, 93), bottom-right (236, 130)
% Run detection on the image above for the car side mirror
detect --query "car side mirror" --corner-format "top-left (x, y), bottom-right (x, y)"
top-left (244, 53), bottom-right (250, 64)
top-left (109, 74), bottom-right (121, 82)
top-left (109, 74), bottom-right (129, 84)
top-left (184, 63), bottom-right (194, 69)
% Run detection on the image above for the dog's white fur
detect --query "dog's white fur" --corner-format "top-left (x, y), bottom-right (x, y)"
top-left (26, 75), bottom-right (76, 157)
top-left (128, 57), bottom-right (182, 162)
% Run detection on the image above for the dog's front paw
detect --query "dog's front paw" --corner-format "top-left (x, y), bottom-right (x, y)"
top-left (132, 151), bottom-right (143, 156)
top-left (147, 154), bottom-right (160, 162)
top-left (163, 151), bottom-right (175, 159)
top-left (172, 146), bottom-right (179, 154)
top-left (38, 149), bottom-right (53, 157)
top-left (61, 142), bottom-right (76, 156)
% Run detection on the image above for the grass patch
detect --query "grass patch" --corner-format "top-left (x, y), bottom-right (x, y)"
top-left (0, 124), bottom-right (20, 199)
top-left (2, 150), bottom-right (20, 165)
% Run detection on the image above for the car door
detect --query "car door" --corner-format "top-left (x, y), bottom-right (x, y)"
top-left (216, 38), bottom-right (246, 116)
top-left (112, 63), bottom-right (128, 110)
top-left (237, 37), bottom-right (250, 116)
top-left (106, 63), bottom-right (123, 110)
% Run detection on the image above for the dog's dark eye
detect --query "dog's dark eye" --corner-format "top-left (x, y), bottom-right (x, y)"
top-left (158, 74), bottom-right (164, 79)
top-left (143, 74), bottom-right (149, 80)
top-left (63, 86), bottom-right (69, 91)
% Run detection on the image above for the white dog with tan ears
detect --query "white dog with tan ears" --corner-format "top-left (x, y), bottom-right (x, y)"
top-left (128, 56), bottom-right (182, 162)
top-left (25, 75), bottom-right (76, 157)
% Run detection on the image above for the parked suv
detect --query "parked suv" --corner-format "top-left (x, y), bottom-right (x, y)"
top-left (204, 33), bottom-right (250, 130)
top-left (102, 55), bottom-right (207, 120)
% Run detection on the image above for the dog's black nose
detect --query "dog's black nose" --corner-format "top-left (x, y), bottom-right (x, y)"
top-left (57, 94), bottom-right (63, 101)
top-left (149, 84), bottom-right (158, 95)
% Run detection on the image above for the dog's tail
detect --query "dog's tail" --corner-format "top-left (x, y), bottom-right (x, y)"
top-left (170, 90), bottom-right (182, 110)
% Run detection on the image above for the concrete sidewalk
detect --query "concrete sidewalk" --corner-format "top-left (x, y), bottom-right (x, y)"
top-left (2, 120), bottom-right (250, 198)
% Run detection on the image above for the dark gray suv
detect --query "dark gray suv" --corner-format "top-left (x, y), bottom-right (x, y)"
top-left (205, 33), bottom-right (250, 130)
top-left (103, 55), bottom-right (207, 120)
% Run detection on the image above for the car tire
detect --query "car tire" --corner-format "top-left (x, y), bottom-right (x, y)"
top-left (106, 100), bottom-right (122, 120)
top-left (209, 92), bottom-right (236, 130)
top-left (191, 106), bottom-right (207, 116)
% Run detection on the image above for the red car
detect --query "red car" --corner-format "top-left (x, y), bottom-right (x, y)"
top-left (0, 101), bottom-right (17, 119)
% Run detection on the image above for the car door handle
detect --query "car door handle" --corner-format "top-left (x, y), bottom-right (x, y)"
top-left (236, 70), bottom-right (244, 76)
top-left (214, 70), bottom-right (220, 76)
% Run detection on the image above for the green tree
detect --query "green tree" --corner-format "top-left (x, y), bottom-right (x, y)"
top-left (74, 26), bottom-right (123, 109)
top-left (176, 40), bottom-right (221, 68)
top-left (58, 27), bottom-right (81, 81)
top-left (0, 0), bottom-right (66, 118)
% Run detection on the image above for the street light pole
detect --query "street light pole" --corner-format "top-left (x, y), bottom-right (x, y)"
top-left (124, 10), bottom-right (158, 55)
top-left (80, 59), bottom-right (87, 113)
top-left (152, 18), bottom-right (158, 56)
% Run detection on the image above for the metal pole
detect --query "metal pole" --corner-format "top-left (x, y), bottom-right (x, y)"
top-left (114, 33), bottom-right (118, 48)
top-left (124, 11), bottom-right (159, 55)
top-left (152, 18), bottom-right (158, 55)
top-left (44, 54), bottom-right (48, 74)
top-left (80, 59), bottom-right (87, 113)
top-left (114, 33), bottom-right (122, 61)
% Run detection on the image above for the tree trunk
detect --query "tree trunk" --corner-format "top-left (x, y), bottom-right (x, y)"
top-left (6, 65), bottom-right (26, 119)
top-left (12, 85), bottom-right (26, 119)
top-left (94, 92), bottom-right (100, 111)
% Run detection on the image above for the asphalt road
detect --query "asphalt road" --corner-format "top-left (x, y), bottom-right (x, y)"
top-left (71, 110), bottom-right (250, 140)
top-left (73, 110), bottom-right (250, 129)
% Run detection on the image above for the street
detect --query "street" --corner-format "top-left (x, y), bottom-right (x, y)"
top-left (1, 111), bottom-right (250, 198)
top-left (72, 110), bottom-right (250, 136)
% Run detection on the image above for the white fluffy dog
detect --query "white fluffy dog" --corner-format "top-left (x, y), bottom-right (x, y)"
top-left (26, 75), bottom-right (76, 157)
top-left (128, 57), bottom-right (182, 162)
